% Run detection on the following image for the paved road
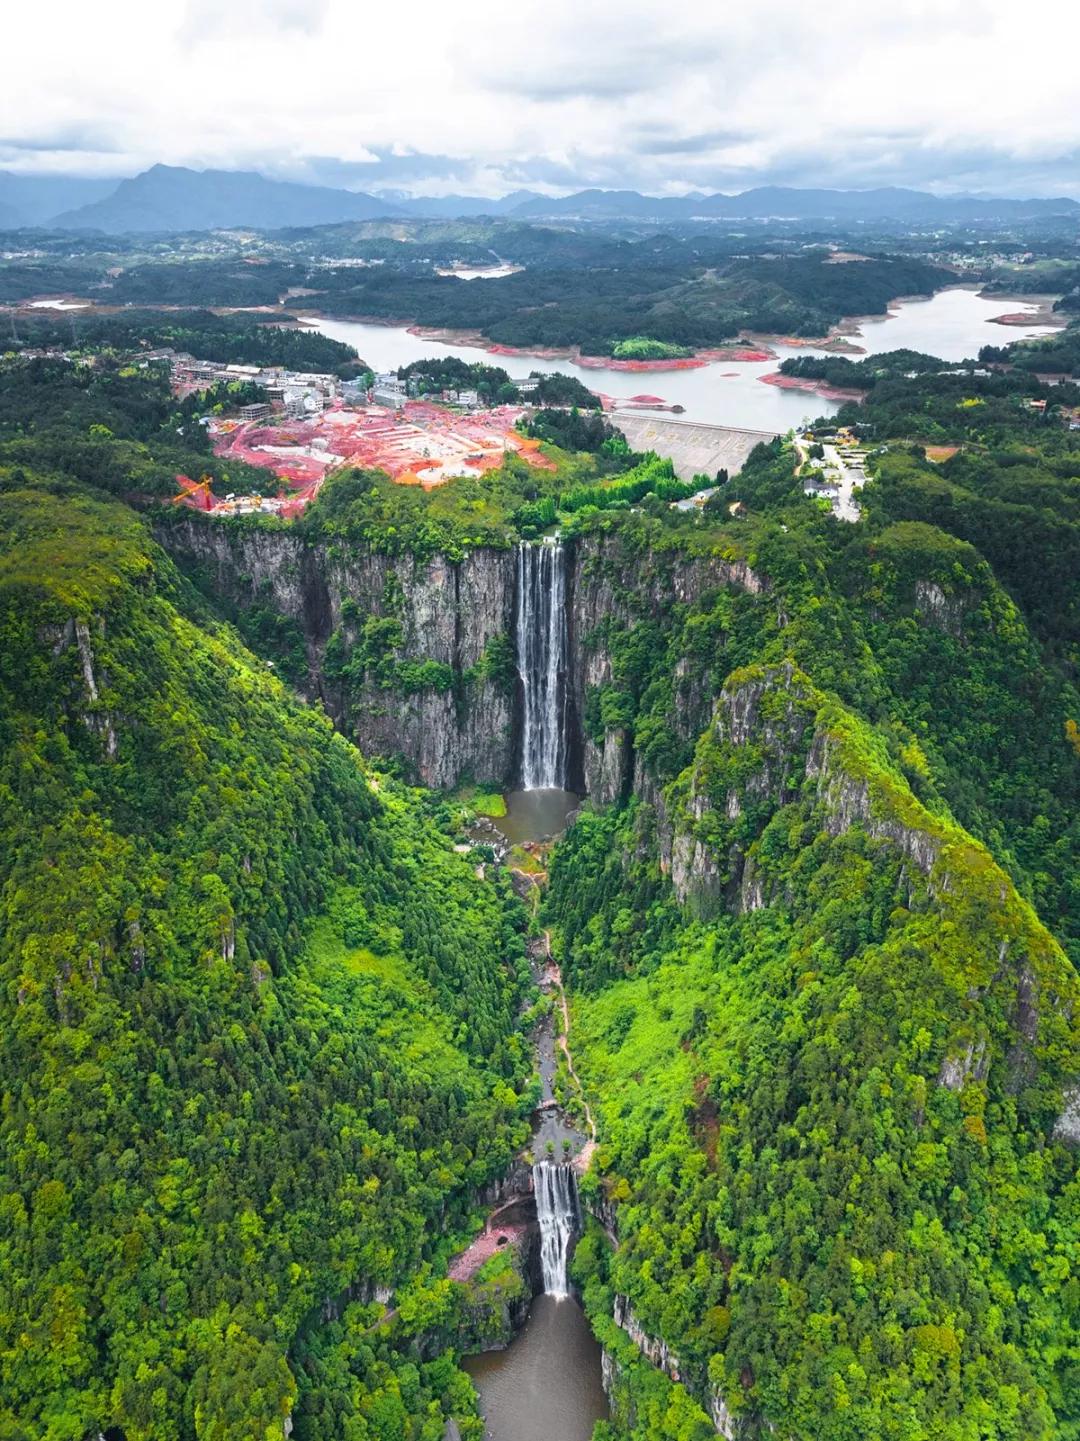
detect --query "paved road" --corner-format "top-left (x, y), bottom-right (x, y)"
top-left (795, 435), bottom-right (865, 522)
top-left (822, 442), bottom-right (864, 522)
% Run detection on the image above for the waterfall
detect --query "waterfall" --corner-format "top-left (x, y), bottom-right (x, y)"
top-left (533, 1161), bottom-right (581, 1298)
top-left (515, 539), bottom-right (569, 790)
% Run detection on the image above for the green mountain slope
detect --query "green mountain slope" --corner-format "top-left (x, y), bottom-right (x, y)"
top-left (552, 663), bottom-right (1080, 1441)
top-left (0, 485), bottom-right (527, 1440)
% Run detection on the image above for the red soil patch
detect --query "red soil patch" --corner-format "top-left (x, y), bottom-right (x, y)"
top-left (759, 372), bottom-right (866, 404)
top-left (925, 445), bottom-right (960, 463)
top-left (988, 311), bottom-right (1054, 327)
top-left (447, 1221), bottom-right (531, 1283)
top-left (698, 346), bottom-right (775, 363)
top-left (210, 398), bottom-right (550, 503)
top-left (575, 354), bottom-right (708, 372)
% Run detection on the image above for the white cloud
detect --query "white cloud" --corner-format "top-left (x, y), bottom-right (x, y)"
top-left (2, 0), bottom-right (1079, 194)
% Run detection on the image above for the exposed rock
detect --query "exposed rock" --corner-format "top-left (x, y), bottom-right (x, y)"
top-left (1053, 1084), bottom-right (1080, 1145)
top-left (710, 1388), bottom-right (740, 1439)
top-left (805, 732), bottom-right (941, 877)
top-left (914, 578), bottom-right (968, 636)
top-left (158, 520), bottom-right (768, 796)
top-left (159, 519), bottom-right (515, 787)
top-left (614, 1293), bottom-right (683, 1383)
top-left (587, 726), bottom-right (632, 805)
top-left (569, 532), bottom-right (765, 805)
top-left (74, 618), bottom-right (118, 758)
top-left (1005, 965), bottom-right (1041, 1093)
top-left (938, 1037), bottom-right (988, 1091)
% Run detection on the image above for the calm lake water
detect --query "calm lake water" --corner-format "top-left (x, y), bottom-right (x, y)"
top-left (463, 1294), bottom-right (608, 1441)
top-left (308, 288), bottom-right (1059, 431)
top-left (492, 789), bottom-right (581, 846)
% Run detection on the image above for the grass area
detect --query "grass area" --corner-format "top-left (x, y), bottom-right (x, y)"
top-left (611, 336), bottom-right (694, 360)
top-left (452, 784), bottom-right (507, 819)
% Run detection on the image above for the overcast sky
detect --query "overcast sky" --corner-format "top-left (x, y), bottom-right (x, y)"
top-left (3, 0), bottom-right (1080, 197)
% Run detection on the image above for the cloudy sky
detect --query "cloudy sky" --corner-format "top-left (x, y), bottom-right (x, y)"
top-left (3, 0), bottom-right (1080, 197)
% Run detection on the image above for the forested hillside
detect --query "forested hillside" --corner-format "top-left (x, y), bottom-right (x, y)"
top-left (0, 479), bottom-right (530, 1439)
top-left (0, 220), bottom-right (950, 355)
top-left (4, 296), bottom-right (1080, 1441)
top-left (538, 361), bottom-right (1080, 1438)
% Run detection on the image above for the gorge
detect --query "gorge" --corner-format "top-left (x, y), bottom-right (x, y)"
top-left (158, 515), bottom-right (760, 810)
top-left (148, 471), bottom-right (1080, 1441)
top-left (7, 327), bottom-right (1080, 1441)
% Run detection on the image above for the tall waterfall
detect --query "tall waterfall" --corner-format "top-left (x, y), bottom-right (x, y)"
top-left (515, 539), bottom-right (569, 790)
top-left (533, 1161), bottom-right (581, 1298)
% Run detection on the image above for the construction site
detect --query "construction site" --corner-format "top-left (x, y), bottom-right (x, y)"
top-left (184, 398), bottom-right (554, 516)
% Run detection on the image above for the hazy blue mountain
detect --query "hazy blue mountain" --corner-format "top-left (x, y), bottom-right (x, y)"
top-left (0, 171), bottom-right (118, 227)
top-left (508, 185), bottom-right (1080, 222)
top-left (27, 167), bottom-right (1080, 234)
top-left (52, 164), bottom-right (401, 233)
top-left (391, 190), bottom-right (544, 218)
top-left (510, 187), bottom-right (675, 219)
top-left (691, 185), bottom-right (1080, 220)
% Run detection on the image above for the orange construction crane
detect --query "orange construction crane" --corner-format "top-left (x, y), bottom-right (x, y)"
top-left (173, 473), bottom-right (216, 511)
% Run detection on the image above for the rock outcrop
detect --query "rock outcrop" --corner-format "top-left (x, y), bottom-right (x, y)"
top-left (160, 518), bottom-right (516, 788)
top-left (568, 531), bottom-right (766, 804)
top-left (158, 520), bottom-right (766, 795)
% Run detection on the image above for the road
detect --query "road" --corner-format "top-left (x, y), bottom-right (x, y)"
top-left (822, 442), bottom-right (865, 522)
top-left (794, 435), bottom-right (866, 522)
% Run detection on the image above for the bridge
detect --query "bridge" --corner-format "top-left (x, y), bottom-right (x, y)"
top-left (612, 413), bottom-right (779, 480)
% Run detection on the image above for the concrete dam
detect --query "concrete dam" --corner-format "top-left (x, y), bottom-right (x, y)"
top-left (611, 413), bottom-right (779, 479)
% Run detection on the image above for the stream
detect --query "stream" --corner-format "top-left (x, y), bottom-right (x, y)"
top-left (463, 593), bottom-right (609, 1439)
top-left (462, 912), bottom-right (606, 1439)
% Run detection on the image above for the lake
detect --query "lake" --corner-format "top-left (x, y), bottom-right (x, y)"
top-left (307, 288), bottom-right (1059, 431)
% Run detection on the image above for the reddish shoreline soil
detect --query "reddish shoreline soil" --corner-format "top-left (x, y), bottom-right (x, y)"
top-left (759, 373), bottom-right (865, 403)
top-left (989, 311), bottom-right (1064, 328)
top-left (406, 326), bottom-right (774, 370)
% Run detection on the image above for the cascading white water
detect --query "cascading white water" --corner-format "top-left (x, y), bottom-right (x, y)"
top-left (533, 1161), bottom-right (581, 1299)
top-left (515, 539), bottom-right (569, 790)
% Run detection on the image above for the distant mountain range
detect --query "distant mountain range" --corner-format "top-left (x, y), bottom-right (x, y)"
top-left (0, 171), bottom-right (117, 227)
top-left (2, 165), bottom-right (1077, 233)
top-left (47, 164), bottom-right (398, 232)
top-left (510, 185), bottom-right (1080, 223)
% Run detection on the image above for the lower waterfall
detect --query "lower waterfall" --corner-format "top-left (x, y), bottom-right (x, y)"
top-left (515, 539), bottom-right (569, 790)
top-left (533, 1161), bottom-right (581, 1299)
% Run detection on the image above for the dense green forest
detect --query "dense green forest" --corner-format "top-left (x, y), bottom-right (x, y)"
top-left (5, 269), bottom-right (1080, 1441)
top-left (0, 219), bottom-right (951, 355)
top-left (5, 308), bottom-right (366, 376)
top-left (0, 352), bottom-right (281, 498)
top-left (395, 356), bottom-right (598, 409)
top-left (0, 475), bottom-right (533, 1439)
top-left (534, 342), bottom-right (1080, 1438)
top-left (0, 341), bottom-right (547, 1439)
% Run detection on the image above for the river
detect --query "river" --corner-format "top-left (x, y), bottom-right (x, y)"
top-left (306, 287), bottom-right (1059, 431)
top-left (462, 935), bottom-right (605, 1441)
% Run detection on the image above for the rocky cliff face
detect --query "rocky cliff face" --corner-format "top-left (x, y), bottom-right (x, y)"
top-left (601, 1294), bottom-right (755, 1439)
top-left (657, 662), bottom-right (1080, 1125)
top-left (159, 518), bottom-right (516, 788)
top-left (158, 520), bottom-right (766, 796)
top-left (568, 531), bottom-right (766, 805)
